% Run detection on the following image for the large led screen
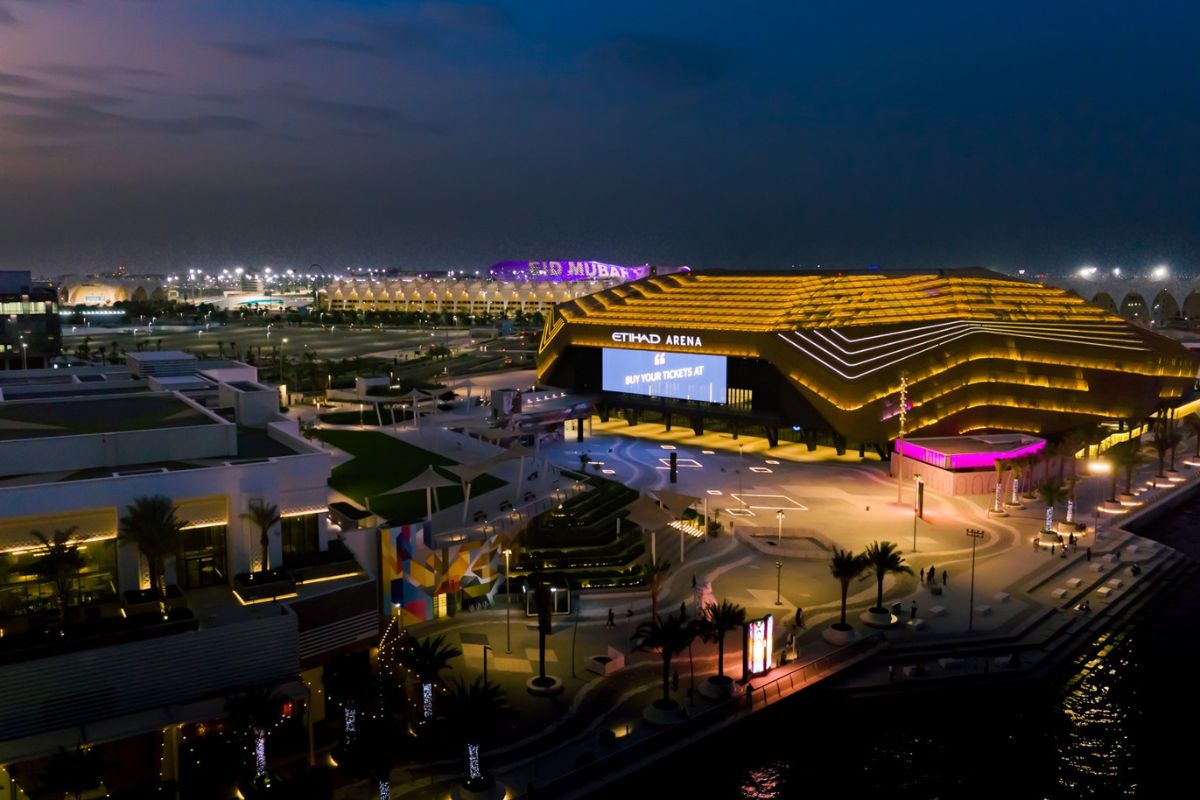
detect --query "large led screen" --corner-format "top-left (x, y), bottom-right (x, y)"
top-left (602, 348), bottom-right (728, 403)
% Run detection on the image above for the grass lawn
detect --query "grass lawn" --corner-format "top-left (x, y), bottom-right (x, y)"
top-left (316, 429), bottom-right (506, 523)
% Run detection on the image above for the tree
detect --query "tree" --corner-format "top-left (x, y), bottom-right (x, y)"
top-left (118, 495), bottom-right (185, 595)
top-left (240, 499), bottom-right (281, 572)
top-left (1009, 458), bottom-right (1024, 504)
top-left (829, 548), bottom-right (869, 628)
top-left (1150, 421), bottom-right (1181, 475)
top-left (992, 458), bottom-right (1008, 512)
top-left (1186, 413), bottom-right (1200, 458)
top-left (28, 526), bottom-right (84, 619)
top-left (698, 599), bottom-right (746, 678)
top-left (1111, 440), bottom-right (1146, 496)
top-left (648, 557), bottom-right (671, 621)
top-left (1036, 479), bottom-right (1068, 531)
top-left (397, 634), bottom-right (462, 720)
top-left (863, 541), bottom-right (912, 614)
top-left (39, 744), bottom-right (108, 800)
top-left (226, 685), bottom-right (284, 787)
top-left (634, 611), bottom-right (699, 705)
top-left (444, 677), bottom-right (513, 791)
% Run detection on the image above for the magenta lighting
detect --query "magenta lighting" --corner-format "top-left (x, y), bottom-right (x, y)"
top-left (897, 438), bottom-right (1046, 470)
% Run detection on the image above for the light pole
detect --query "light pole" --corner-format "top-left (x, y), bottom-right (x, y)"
top-left (21, 342), bottom-right (28, 370)
top-left (279, 337), bottom-right (288, 388)
top-left (912, 508), bottom-right (919, 552)
top-left (503, 548), bottom-right (513, 654)
top-left (896, 374), bottom-right (908, 504)
top-left (774, 560), bottom-right (783, 606)
top-left (776, 509), bottom-right (785, 547)
top-left (738, 443), bottom-right (745, 503)
top-left (482, 644), bottom-right (492, 685)
top-left (966, 528), bottom-right (986, 632)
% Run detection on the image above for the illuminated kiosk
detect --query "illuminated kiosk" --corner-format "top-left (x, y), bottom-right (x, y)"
top-left (892, 434), bottom-right (1047, 498)
top-left (536, 269), bottom-right (1194, 451)
top-left (743, 615), bottom-right (774, 680)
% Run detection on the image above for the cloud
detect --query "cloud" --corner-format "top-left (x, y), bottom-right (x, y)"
top-left (421, 1), bottom-right (511, 32)
top-left (290, 36), bottom-right (380, 55)
top-left (0, 88), bottom-right (254, 137)
top-left (0, 71), bottom-right (41, 88)
top-left (0, 6), bottom-right (16, 26)
top-left (213, 41), bottom-right (282, 61)
top-left (32, 63), bottom-right (164, 81)
top-left (587, 34), bottom-right (733, 90)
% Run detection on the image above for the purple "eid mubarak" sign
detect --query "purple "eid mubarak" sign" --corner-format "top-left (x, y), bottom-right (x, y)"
top-left (488, 260), bottom-right (653, 282)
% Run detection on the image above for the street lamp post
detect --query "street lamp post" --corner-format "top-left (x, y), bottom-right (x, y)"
top-left (966, 528), bottom-right (986, 632)
top-left (776, 509), bottom-right (784, 547)
top-left (503, 548), bottom-right (513, 654)
top-left (21, 342), bottom-right (28, 371)
top-left (896, 374), bottom-right (908, 504)
top-left (738, 443), bottom-right (745, 503)
top-left (774, 561), bottom-right (783, 606)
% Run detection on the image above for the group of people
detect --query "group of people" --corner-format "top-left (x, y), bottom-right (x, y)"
top-left (919, 565), bottom-right (947, 586)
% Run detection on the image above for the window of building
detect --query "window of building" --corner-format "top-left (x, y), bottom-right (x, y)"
top-left (0, 538), bottom-right (118, 617)
top-left (280, 514), bottom-right (320, 565)
top-left (179, 525), bottom-right (228, 589)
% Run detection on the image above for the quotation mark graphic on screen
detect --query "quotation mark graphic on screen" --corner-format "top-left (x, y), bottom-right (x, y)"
top-left (653, 352), bottom-right (666, 366)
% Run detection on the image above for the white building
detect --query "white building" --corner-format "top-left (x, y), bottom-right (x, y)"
top-left (0, 359), bottom-right (376, 779)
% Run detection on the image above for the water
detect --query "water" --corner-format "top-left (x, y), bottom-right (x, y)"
top-left (601, 494), bottom-right (1200, 799)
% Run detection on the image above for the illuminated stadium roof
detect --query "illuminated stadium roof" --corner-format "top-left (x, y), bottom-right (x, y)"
top-left (538, 269), bottom-right (1197, 442)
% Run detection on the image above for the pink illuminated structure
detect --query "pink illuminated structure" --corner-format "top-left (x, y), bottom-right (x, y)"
top-left (896, 436), bottom-right (1045, 471)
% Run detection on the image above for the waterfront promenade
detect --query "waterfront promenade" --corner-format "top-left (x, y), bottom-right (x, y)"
top-left (318, 413), bottom-right (1200, 799)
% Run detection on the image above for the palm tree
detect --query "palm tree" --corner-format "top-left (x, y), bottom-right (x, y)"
top-left (240, 499), bottom-right (281, 572)
top-left (992, 458), bottom-right (1008, 512)
top-left (118, 495), bottom-right (185, 596)
top-left (1037, 479), bottom-right (1068, 531)
top-left (444, 677), bottom-right (513, 791)
top-left (634, 611), bottom-right (699, 705)
top-left (226, 685), bottom-right (284, 786)
top-left (1185, 413), bottom-right (1200, 458)
top-left (1151, 422), bottom-right (1175, 477)
top-left (28, 527), bottom-right (84, 619)
top-left (863, 541), bottom-right (912, 614)
top-left (1021, 454), bottom-right (1041, 498)
top-left (1111, 440), bottom-right (1147, 496)
top-left (1009, 459), bottom-right (1024, 505)
top-left (648, 557), bottom-right (671, 621)
top-left (39, 744), bottom-right (108, 800)
top-left (397, 634), bottom-right (462, 720)
top-left (829, 548), bottom-right (869, 628)
top-left (698, 599), bottom-right (746, 678)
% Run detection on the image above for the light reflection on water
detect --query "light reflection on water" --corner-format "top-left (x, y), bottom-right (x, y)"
top-left (605, 494), bottom-right (1198, 800)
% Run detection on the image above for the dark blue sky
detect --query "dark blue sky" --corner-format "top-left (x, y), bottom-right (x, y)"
top-left (1, 0), bottom-right (1197, 274)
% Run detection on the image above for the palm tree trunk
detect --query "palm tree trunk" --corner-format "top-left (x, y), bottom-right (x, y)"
top-left (662, 652), bottom-right (671, 703)
top-left (261, 529), bottom-right (270, 571)
top-left (875, 573), bottom-right (884, 612)
top-left (717, 632), bottom-right (726, 678)
top-left (840, 581), bottom-right (849, 625)
top-left (1125, 464), bottom-right (1133, 494)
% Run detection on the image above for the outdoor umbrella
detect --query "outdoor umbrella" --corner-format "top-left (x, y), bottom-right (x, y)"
top-left (377, 465), bottom-right (459, 521)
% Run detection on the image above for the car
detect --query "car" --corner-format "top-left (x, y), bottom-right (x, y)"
top-left (503, 357), bottom-right (514, 366)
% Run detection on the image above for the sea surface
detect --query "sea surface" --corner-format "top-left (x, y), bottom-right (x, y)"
top-left (601, 493), bottom-right (1200, 799)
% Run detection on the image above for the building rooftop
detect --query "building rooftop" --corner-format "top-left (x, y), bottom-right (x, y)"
top-left (0, 393), bottom-right (217, 441)
top-left (558, 269), bottom-right (1122, 333)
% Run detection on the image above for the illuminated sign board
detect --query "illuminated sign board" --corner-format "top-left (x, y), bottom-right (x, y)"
top-left (744, 614), bottom-right (774, 677)
top-left (602, 348), bottom-right (727, 403)
top-left (488, 260), bottom-right (654, 283)
top-left (611, 331), bottom-right (703, 347)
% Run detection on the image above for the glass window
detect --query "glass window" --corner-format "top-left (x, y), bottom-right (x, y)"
top-left (280, 515), bottom-right (320, 565)
top-left (0, 538), bottom-right (118, 618)
top-left (179, 525), bottom-right (228, 589)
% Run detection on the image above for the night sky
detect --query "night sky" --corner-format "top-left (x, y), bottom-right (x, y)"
top-left (1, 1), bottom-right (1198, 274)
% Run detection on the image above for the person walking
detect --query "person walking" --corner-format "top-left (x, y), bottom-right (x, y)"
top-left (1050, 543), bottom-right (1055, 556)
top-left (942, 569), bottom-right (948, 587)
top-left (679, 601), bottom-right (686, 618)
top-left (691, 574), bottom-right (697, 588)
top-left (919, 566), bottom-right (926, 584)
top-left (795, 607), bottom-right (805, 629)
top-left (927, 564), bottom-right (937, 585)
top-left (910, 600), bottom-right (917, 619)
top-left (1086, 546), bottom-right (1092, 562)
top-left (606, 608), bottom-right (615, 627)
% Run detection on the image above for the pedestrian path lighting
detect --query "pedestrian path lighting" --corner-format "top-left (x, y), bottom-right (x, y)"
top-left (774, 561), bottom-right (784, 606)
top-left (966, 528), bottom-right (986, 632)
top-left (776, 509), bottom-right (785, 546)
top-left (503, 548), bottom-right (513, 654)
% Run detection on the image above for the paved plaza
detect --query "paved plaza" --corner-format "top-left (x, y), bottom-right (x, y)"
top-left (312, 404), bottom-right (1197, 798)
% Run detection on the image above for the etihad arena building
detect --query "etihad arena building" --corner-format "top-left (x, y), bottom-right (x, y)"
top-left (536, 269), bottom-right (1197, 452)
